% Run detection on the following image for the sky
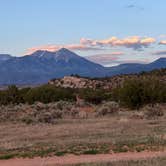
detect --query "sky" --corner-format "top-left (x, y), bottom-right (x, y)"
top-left (0, 0), bottom-right (166, 66)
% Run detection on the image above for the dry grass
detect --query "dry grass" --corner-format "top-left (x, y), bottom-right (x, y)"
top-left (0, 102), bottom-right (96, 124)
top-left (67, 156), bottom-right (166, 166)
top-left (0, 109), bottom-right (166, 159)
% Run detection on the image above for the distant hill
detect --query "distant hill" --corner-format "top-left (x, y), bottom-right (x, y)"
top-left (106, 57), bottom-right (166, 76)
top-left (49, 68), bottom-right (166, 90)
top-left (0, 48), bottom-right (165, 85)
top-left (0, 54), bottom-right (13, 62)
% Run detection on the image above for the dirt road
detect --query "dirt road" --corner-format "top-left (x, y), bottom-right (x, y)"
top-left (0, 151), bottom-right (166, 166)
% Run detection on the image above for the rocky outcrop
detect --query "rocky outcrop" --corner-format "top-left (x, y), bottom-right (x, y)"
top-left (49, 68), bottom-right (166, 90)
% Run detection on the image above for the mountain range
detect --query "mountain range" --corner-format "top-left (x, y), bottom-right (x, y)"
top-left (0, 48), bottom-right (165, 85)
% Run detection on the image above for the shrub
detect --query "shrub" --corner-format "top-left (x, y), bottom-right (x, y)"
top-left (21, 117), bottom-right (33, 124)
top-left (95, 101), bottom-right (119, 116)
top-left (143, 104), bottom-right (164, 119)
top-left (37, 111), bottom-right (62, 123)
top-left (113, 78), bottom-right (166, 109)
top-left (24, 85), bottom-right (75, 104)
top-left (78, 89), bottom-right (107, 104)
top-left (0, 85), bottom-right (24, 105)
top-left (0, 82), bottom-right (116, 106)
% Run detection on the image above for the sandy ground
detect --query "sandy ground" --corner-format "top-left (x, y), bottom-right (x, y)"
top-left (0, 151), bottom-right (166, 166)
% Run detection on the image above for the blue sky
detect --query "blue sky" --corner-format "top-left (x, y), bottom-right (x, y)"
top-left (0, 0), bottom-right (166, 66)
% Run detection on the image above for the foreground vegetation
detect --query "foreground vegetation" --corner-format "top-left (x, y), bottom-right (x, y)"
top-left (112, 77), bottom-right (166, 109)
top-left (0, 110), bottom-right (166, 159)
top-left (0, 69), bottom-right (165, 161)
top-left (0, 101), bottom-right (165, 124)
top-left (0, 73), bottom-right (165, 109)
top-left (68, 157), bottom-right (166, 166)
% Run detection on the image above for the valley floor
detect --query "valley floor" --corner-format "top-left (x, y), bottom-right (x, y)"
top-left (0, 110), bottom-right (166, 165)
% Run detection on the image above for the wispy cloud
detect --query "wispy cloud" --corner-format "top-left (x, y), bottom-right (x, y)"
top-left (158, 35), bottom-right (166, 39)
top-left (87, 55), bottom-right (149, 67)
top-left (86, 52), bottom-right (123, 66)
top-left (27, 36), bottom-right (156, 54)
top-left (115, 59), bottom-right (150, 64)
top-left (126, 4), bottom-right (135, 8)
top-left (27, 44), bottom-right (102, 54)
top-left (81, 36), bottom-right (156, 51)
top-left (126, 0), bottom-right (144, 11)
top-left (152, 50), bottom-right (166, 55)
top-left (126, 5), bottom-right (144, 11)
top-left (159, 40), bottom-right (166, 45)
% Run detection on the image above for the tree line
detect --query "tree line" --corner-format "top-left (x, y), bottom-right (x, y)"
top-left (0, 77), bottom-right (165, 109)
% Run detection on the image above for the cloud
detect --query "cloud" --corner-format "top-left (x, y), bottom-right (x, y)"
top-left (125, 1), bottom-right (144, 11)
top-left (81, 36), bottom-right (156, 51)
top-left (86, 52), bottom-right (124, 66)
top-left (158, 35), bottom-right (166, 39)
top-left (115, 59), bottom-right (149, 64)
top-left (86, 55), bottom-right (149, 67)
top-left (27, 36), bottom-right (156, 54)
top-left (27, 44), bottom-right (102, 54)
top-left (126, 5), bottom-right (144, 11)
top-left (152, 50), bottom-right (166, 55)
top-left (106, 52), bottom-right (124, 56)
top-left (126, 4), bottom-right (135, 8)
top-left (159, 40), bottom-right (166, 45)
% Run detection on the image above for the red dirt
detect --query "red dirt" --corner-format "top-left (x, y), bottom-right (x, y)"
top-left (0, 151), bottom-right (166, 166)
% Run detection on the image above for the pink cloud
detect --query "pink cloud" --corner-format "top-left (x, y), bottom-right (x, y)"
top-left (158, 35), bottom-right (166, 39)
top-left (27, 44), bottom-right (101, 54)
top-left (159, 40), bottom-right (166, 45)
top-left (81, 36), bottom-right (156, 50)
top-left (86, 52), bottom-right (124, 65)
top-left (28, 45), bottom-right (61, 54)
top-left (27, 36), bottom-right (156, 54)
top-left (118, 59), bottom-right (150, 64)
top-left (140, 37), bottom-right (156, 44)
top-left (152, 50), bottom-right (166, 55)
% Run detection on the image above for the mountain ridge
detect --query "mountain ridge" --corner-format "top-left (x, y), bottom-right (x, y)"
top-left (0, 49), bottom-right (165, 85)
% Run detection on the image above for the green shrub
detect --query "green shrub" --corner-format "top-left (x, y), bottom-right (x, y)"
top-left (24, 85), bottom-right (75, 104)
top-left (83, 149), bottom-right (99, 155)
top-left (78, 89), bottom-right (107, 104)
top-left (113, 78), bottom-right (166, 109)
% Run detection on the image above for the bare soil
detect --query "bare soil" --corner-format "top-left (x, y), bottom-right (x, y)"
top-left (0, 151), bottom-right (166, 166)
